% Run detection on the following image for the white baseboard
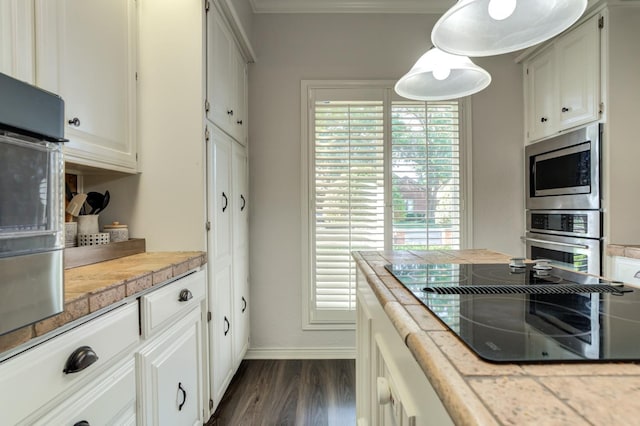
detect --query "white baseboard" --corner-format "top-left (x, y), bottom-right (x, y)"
top-left (244, 346), bottom-right (356, 360)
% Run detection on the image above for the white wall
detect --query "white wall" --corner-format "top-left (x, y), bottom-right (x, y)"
top-left (85, 0), bottom-right (206, 251)
top-left (471, 54), bottom-right (525, 257)
top-left (248, 13), bottom-right (524, 355)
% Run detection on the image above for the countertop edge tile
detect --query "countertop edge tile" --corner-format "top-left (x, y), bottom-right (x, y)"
top-left (406, 331), bottom-right (499, 426)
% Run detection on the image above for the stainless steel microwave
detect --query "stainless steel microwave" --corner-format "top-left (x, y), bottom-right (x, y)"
top-left (525, 123), bottom-right (602, 211)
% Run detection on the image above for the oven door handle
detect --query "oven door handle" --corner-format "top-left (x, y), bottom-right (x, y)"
top-left (520, 236), bottom-right (589, 250)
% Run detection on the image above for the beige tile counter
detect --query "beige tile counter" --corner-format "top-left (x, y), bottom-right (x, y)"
top-left (0, 251), bottom-right (206, 355)
top-left (354, 249), bottom-right (640, 426)
top-left (607, 244), bottom-right (640, 259)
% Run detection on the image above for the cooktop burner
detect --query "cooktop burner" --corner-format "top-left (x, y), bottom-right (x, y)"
top-left (385, 263), bottom-right (640, 363)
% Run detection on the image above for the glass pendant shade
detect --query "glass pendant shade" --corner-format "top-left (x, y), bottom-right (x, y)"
top-left (432, 0), bottom-right (588, 57)
top-left (394, 48), bottom-right (491, 101)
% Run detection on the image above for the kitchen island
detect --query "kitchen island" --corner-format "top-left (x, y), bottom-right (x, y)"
top-left (354, 249), bottom-right (640, 426)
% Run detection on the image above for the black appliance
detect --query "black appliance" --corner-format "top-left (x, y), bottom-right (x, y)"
top-left (385, 262), bottom-right (640, 363)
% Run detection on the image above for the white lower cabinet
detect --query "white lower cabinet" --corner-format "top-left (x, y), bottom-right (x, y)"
top-left (0, 269), bottom-right (207, 426)
top-left (137, 269), bottom-right (207, 426)
top-left (137, 308), bottom-right (204, 426)
top-left (32, 358), bottom-right (137, 426)
top-left (0, 303), bottom-right (139, 426)
top-left (356, 266), bottom-right (453, 426)
top-left (612, 256), bottom-right (640, 287)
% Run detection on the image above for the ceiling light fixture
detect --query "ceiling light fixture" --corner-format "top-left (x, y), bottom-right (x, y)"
top-left (394, 47), bottom-right (491, 101)
top-left (431, 0), bottom-right (588, 57)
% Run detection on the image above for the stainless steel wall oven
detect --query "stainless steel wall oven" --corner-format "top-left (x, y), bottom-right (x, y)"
top-left (523, 123), bottom-right (603, 275)
top-left (0, 73), bottom-right (67, 336)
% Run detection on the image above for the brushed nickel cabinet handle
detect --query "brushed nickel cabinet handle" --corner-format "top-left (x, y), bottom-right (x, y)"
top-left (178, 289), bottom-right (193, 302)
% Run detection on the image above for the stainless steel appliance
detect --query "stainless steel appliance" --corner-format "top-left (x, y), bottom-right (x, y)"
top-left (524, 123), bottom-right (603, 275)
top-left (0, 72), bottom-right (67, 336)
top-left (525, 123), bottom-right (602, 211)
top-left (385, 263), bottom-right (640, 363)
top-left (523, 210), bottom-right (601, 275)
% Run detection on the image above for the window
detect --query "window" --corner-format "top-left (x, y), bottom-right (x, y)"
top-left (301, 81), bottom-right (470, 328)
top-left (391, 101), bottom-right (461, 250)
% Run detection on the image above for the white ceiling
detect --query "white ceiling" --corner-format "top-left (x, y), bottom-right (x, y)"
top-left (249, 0), bottom-right (456, 14)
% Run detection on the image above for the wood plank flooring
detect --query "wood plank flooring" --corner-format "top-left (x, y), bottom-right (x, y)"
top-left (206, 359), bottom-right (356, 426)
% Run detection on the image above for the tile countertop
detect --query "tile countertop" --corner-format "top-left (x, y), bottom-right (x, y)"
top-left (353, 249), bottom-right (640, 426)
top-left (0, 251), bottom-right (206, 356)
top-left (607, 244), bottom-right (640, 259)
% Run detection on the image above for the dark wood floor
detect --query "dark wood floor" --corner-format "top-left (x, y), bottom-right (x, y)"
top-left (206, 359), bottom-right (356, 426)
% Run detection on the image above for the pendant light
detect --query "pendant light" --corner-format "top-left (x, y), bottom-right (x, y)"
top-left (431, 0), bottom-right (588, 57)
top-left (394, 47), bottom-right (491, 101)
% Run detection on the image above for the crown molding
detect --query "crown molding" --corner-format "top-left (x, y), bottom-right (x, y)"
top-left (250, 0), bottom-right (453, 14)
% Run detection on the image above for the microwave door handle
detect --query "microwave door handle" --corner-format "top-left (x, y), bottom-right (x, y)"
top-left (521, 236), bottom-right (589, 250)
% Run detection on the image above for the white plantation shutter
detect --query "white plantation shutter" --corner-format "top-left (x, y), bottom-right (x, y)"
top-left (313, 100), bottom-right (385, 319)
top-left (391, 101), bottom-right (461, 250)
top-left (302, 82), bottom-right (467, 327)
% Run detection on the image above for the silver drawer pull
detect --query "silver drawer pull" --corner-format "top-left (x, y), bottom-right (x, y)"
top-left (521, 236), bottom-right (589, 250)
top-left (178, 289), bottom-right (193, 302)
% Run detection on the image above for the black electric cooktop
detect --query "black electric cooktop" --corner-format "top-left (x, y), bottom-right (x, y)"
top-left (385, 263), bottom-right (640, 363)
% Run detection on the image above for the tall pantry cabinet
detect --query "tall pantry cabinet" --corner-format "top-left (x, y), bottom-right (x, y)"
top-left (205, 0), bottom-right (252, 414)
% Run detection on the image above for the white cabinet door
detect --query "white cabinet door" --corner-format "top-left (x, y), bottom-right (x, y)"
top-left (207, 124), bottom-right (236, 409)
top-left (0, 0), bottom-right (35, 84)
top-left (230, 48), bottom-right (247, 144)
top-left (207, 6), bottom-right (233, 133)
top-left (138, 308), bottom-right (204, 426)
top-left (232, 143), bottom-right (249, 365)
top-left (526, 47), bottom-right (556, 142)
top-left (209, 261), bottom-right (234, 408)
top-left (35, 0), bottom-right (137, 173)
top-left (212, 126), bottom-right (233, 263)
top-left (206, 3), bottom-right (247, 145)
top-left (557, 15), bottom-right (600, 130)
top-left (356, 292), bottom-right (373, 426)
top-left (612, 257), bottom-right (640, 287)
top-left (524, 14), bottom-right (601, 143)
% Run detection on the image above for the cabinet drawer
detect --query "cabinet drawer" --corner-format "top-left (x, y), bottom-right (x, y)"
top-left (140, 269), bottom-right (206, 338)
top-left (0, 303), bottom-right (139, 425)
top-left (613, 257), bottom-right (640, 287)
top-left (31, 358), bottom-right (136, 426)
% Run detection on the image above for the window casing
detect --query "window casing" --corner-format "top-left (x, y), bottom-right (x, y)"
top-left (301, 81), bottom-right (472, 329)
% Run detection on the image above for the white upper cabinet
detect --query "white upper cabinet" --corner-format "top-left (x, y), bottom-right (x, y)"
top-left (556, 16), bottom-right (600, 130)
top-left (0, 0), bottom-right (35, 84)
top-left (526, 47), bottom-right (557, 142)
top-left (524, 14), bottom-right (601, 143)
top-left (207, 4), bottom-right (248, 145)
top-left (36, 0), bottom-right (138, 173)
